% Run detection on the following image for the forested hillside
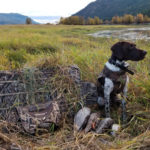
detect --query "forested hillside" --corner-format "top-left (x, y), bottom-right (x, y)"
top-left (74, 0), bottom-right (150, 20)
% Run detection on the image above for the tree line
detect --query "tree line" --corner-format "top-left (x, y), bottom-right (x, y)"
top-left (59, 14), bottom-right (150, 25)
top-left (60, 16), bottom-right (103, 25)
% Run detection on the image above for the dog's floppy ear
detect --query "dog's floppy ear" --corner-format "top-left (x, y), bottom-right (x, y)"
top-left (111, 42), bottom-right (124, 60)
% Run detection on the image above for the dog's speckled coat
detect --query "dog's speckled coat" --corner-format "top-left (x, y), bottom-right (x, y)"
top-left (97, 42), bottom-right (147, 119)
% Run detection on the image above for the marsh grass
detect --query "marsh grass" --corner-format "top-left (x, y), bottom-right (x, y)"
top-left (0, 24), bottom-right (150, 149)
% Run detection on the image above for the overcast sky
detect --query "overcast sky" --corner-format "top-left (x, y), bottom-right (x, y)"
top-left (0, 0), bottom-right (95, 17)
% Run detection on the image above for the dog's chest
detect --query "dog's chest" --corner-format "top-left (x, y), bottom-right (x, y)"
top-left (112, 74), bottom-right (127, 93)
top-left (98, 66), bottom-right (127, 95)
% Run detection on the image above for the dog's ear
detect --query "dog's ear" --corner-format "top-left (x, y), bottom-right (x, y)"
top-left (111, 42), bottom-right (125, 60)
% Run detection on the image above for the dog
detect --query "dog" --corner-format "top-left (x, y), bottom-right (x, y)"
top-left (97, 41), bottom-right (147, 121)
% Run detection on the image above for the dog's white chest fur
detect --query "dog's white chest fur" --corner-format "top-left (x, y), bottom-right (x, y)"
top-left (105, 60), bottom-right (129, 72)
top-left (105, 62), bottom-right (120, 72)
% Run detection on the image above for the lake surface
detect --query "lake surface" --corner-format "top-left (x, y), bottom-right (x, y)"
top-left (89, 27), bottom-right (150, 41)
top-left (31, 16), bottom-right (61, 24)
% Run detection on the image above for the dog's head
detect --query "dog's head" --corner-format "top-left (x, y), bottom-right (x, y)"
top-left (111, 42), bottom-right (147, 61)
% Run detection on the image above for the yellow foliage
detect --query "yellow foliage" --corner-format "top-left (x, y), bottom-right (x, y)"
top-left (136, 13), bottom-right (144, 23)
top-left (122, 14), bottom-right (134, 24)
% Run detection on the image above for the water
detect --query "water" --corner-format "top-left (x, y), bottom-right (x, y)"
top-left (89, 27), bottom-right (150, 41)
top-left (31, 16), bottom-right (61, 24)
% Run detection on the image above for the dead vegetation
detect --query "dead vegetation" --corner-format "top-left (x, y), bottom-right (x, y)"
top-left (0, 63), bottom-right (150, 150)
top-left (0, 25), bottom-right (149, 150)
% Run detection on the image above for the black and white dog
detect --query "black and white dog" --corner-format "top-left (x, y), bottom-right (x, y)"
top-left (97, 41), bottom-right (147, 121)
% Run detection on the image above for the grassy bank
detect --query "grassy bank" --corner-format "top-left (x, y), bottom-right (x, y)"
top-left (0, 24), bottom-right (150, 149)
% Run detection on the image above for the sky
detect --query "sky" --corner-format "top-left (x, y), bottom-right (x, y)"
top-left (0, 0), bottom-right (95, 17)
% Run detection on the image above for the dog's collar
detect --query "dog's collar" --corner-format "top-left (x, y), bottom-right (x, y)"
top-left (108, 58), bottom-right (134, 75)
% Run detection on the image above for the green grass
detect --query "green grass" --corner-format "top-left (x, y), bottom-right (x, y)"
top-left (0, 24), bottom-right (150, 149)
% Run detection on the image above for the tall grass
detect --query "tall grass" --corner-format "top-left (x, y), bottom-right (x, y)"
top-left (0, 24), bottom-right (150, 149)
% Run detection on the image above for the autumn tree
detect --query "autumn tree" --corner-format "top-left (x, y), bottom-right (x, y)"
top-left (112, 16), bottom-right (118, 24)
top-left (143, 15), bottom-right (150, 23)
top-left (59, 16), bottom-right (85, 25)
top-left (59, 17), bottom-right (65, 24)
top-left (93, 16), bottom-right (100, 25)
top-left (112, 16), bottom-right (122, 24)
top-left (87, 17), bottom-right (95, 25)
top-left (71, 16), bottom-right (79, 25)
top-left (136, 13), bottom-right (144, 23)
top-left (122, 14), bottom-right (134, 24)
top-left (60, 17), bottom-right (68, 25)
top-left (78, 16), bottom-right (85, 25)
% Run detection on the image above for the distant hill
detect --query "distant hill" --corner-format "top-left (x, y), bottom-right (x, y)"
top-left (73, 0), bottom-right (150, 20)
top-left (0, 13), bottom-right (38, 25)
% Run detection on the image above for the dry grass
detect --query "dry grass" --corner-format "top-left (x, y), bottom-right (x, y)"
top-left (0, 24), bottom-right (150, 149)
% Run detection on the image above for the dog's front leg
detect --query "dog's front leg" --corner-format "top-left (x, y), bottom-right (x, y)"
top-left (104, 78), bottom-right (114, 118)
top-left (122, 75), bottom-right (129, 123)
